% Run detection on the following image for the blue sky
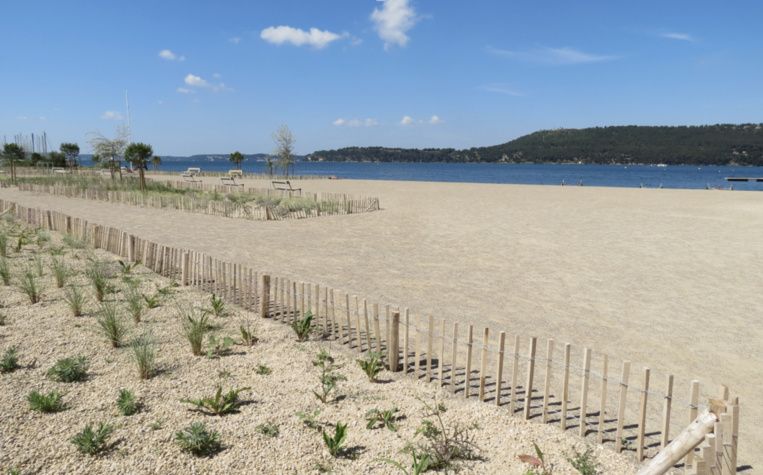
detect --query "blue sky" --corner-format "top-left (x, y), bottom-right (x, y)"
top-left (2, 0), bottom-right (762, 156)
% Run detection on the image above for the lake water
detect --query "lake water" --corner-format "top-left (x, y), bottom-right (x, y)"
top-left (86, 159), bottom-right (763, 191)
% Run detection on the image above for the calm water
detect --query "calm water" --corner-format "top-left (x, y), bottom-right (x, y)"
top-left (87, 159), bottom-right (763, 191)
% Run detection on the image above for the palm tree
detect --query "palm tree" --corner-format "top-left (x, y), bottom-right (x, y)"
top-left (124, 142), bottom-right (153, 191)
top-left (151, 155), bottom-right (162, 171)
top-left (229, 151), bottom-right (244, 170)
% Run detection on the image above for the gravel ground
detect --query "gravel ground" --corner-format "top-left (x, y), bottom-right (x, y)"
top-left (0, 220), bottom-right (642, 474)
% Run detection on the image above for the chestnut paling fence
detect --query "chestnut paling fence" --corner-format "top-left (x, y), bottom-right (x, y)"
top-left (4, 199), bottom-right (740, 475)
top-left (16, 180), bottom-right (380, 220)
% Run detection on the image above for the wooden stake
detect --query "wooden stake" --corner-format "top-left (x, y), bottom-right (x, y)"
top-left (181, 252), bottom-right (189, 286)
top-left (363, 299), bottom-right (372, 352)
top-left (616, 361), bottom-right (631, 453)
top-left (510, 336), bottom-right (520, 415)
top-left (495, 332), bottom-right (505, 406)
top-left (259, 274), bottom-right (270, 318)
top-left (542, 339), bottom-right (554, 424)
top-left (662, 374), bottom-right (674, 449)
top-left (415, 314), bottom-right (422, 376)
top-left (580, 348), bottom-right (592, 437)
top-left (464, 325), bottom-right (474, 399)
top-left (354, 296), bottom-right (362, 353)
top-left (373, 303), bottom-right (381, 354)
top-left (637, 367), bottom-right (650, 461)
top-left (523, 337), bottom-right (537, 420)
top-left (403, 309), bottom-right (410, 373)
top-left (388, 311), bottom-right (400, 372)
top-left (438, 319), bottom-right (445, 387)
top-left (450, 322), bottom-right (458, 394)
top-left (598, 355), bottom-right (609, 445)
top-left (479, 327), bottom-right (489, 401)
top-left (345, 293), bottom-right (352, 346)
top-left (426, 315), bottom-right (434, 383)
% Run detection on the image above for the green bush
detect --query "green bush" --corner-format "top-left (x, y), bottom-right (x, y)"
top-left (0, 347), bottom-right (20, 373)
top-left (28, 390), bottom-right (65, 413)
top-left (95, 301), bottom-right (129, 348)
top-left (175, 422), bottom-right (221, 457)
top-left (64, 285), bottom-right (86, 317)
top-left (71, 422), bottom-right (115, 455)
top-left (322, 421), bottom-right (348, 457)
top-left (180, 386), bottom-right (251, 416)
top-left (47, 355), bottom-right (89, 382)
top-left (179, 307), bottom-right (211, 356)
top-left (116, 388), bottom-right (139, 416)
top-left (130, 327), bottom-right (157, 380)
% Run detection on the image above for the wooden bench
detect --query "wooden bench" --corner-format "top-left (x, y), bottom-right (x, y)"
top-left (182, 167), bottom-right (201, 183)
top-left (228, 170), bottom-right (243, 177)
top-left (220, 176), bottom-right (243, 187)
top-left (270, 180), bottom-right (301, 195)
top-left (186, 167), bottom-right (201, 175)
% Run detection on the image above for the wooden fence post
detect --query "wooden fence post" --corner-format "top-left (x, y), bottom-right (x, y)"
top-left (598, 355), bottom-right (609, 444)
top-left (388, 311), bottom-right (400, 372)
top-left (637, 367), bottom-right (651, 461)
top-left (450, 323), bottom-right (458, 394)
top-left (464, 325), bottom-right (474, 399)
top-left (662, 374), bottom-right (674, 449)
top-left (616, 361), bottom-right (631, 453)
top-left (181, 252), bottom-right (189, 286)
top-left (479, 327), bottom-right (489, 401)
top-left (523, 337), bottom-right (537, 420)
top-left (259, 274), bottom-right (270, 318)
top-left (495, 331), bottom-right (505, 406)
top-left (542, 339), bottom-right (554, 424)
top-left (580, 348), bottom-right (592, 437)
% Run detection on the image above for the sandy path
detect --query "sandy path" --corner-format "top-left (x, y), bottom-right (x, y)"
top-left (2, 177), bottom-right (761, 469)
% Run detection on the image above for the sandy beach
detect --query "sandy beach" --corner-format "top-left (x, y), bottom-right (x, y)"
top-left (0, 176), bottom-right (760, 470)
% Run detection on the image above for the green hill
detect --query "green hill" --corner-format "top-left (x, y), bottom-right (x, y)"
top-left (310, 124), bottom-right (763, 166)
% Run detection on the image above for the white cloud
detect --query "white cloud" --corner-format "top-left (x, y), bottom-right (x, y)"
top-left (660, 32), bottom-right (694, 42)
top-left (429, 115), bottom-right (444, 124)
top-left (159, 49), bottom-right (185, 61)
top-left (177, 87), bottom-right (194, 94)
top-left (333, 118), bottom-right (378, 127)
top-left (100, 110), bottom-right (123, 120)
top-left (371, 0), bottom-right (418, 50)
top-left (480, 84), bottom-right (524, 96)
top-left (229, 37), bottom-right (242, 44)
top-left (185, 74), bottom-right (210, 87)
top-left (16, 116), bottom-right (27, 120)
top-left (488, 46), bottom-right (617, 65)
top-left (213, 82), bottom-right (234, 92)
top-left (400, 115), bottom-right (414, 125)
top-left (260, 26), bottom-right (346, 49)
top-left (213, 73), bottom-right (222, 78)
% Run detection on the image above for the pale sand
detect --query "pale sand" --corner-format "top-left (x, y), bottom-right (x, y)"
top-left (1, 177), bottom-right (761, 469)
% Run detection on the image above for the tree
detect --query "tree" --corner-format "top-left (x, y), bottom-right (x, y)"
top-left (124, 142), bottom-right (153, 191)
top-left (229, 151), bottom-right (244, 170)
top-left (60, 142), bottom-right (80, 169)
top-left (47, 151), bottom-right (66, 167)
top-left (271, 124), bottom-right (295, 176)
top-left (264, 154), bottom-right (274, 176)
top-left (3, 143), bottom-right (26, 182)
top-left (151, 155), bottom-right (162, 171)
top-left (87, 125), bottom-right (129, 178)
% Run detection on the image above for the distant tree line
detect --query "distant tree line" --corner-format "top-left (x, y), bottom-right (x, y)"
top-left (310, 124), bottom-right (763, 166)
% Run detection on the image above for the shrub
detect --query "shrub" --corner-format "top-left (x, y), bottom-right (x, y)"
top-left (322, 421), bottom-right (348, 457)
top-left (95, 301), bottom-right (129, 348)
top-left (565, 445), bottom-right (598, 475)
top-left (365, 408), bottom-right (400, 431)
top-left (179, 307), bottom-right (211, 356)
top-left (17, 268), bottom-right (43, 304)
top-left (0, 233), bottom-right (7, 257)
top-left (125, 285), bottom-right (144, 323)
top-left (51, 255), bottom-right (69, 288)
top-left (28, 390), bottom-right (65, 413)
top-left (180, 386), bottom-right (251, 416)
top-left (142, 291), bottom-right (162, 309)
top-left (0, 257), bottom-right (10, 285)
top-left (175, 422), bottom-right (221, 456)
top-left (206, 293), bottom-right (227, 317)
top-left (116, 388), bottom-right (139, 416)
top-left (116, 259), bottom-right (140, 275)
top-left (32, 254), bottom-right (44, 277)
top-left (47, 355), bottom-right (89, 382)
top-left (62, 234), bottom-right (86, 249)
top-left (71, 422), bottom-right (115, 455)
top-left (291, 309), bottom-right (314, 342)
top-left (357, 351), bottom-right (384, 382)
top-left (0, 346), bottom-right (20, 373)
top-left (130, 327), bottom-right (157, 380)
top-left (86, 258), bottom-right (114, 302)
top-left (64, 285), bottom-right (86, 317)
top-left (312, 350), bottom-right (345, 404)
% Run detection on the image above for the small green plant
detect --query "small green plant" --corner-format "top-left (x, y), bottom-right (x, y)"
top-left (322, 421), bottom-right (348, 457)
top-left (124, 285), bottom-right (144, 323)
top-left (117, 259), bottom-right (141, 274)
top-left (36, 230), bottom-right (51, 247)
top-left (296, 409), bottom-right (322, 429)
top-left (239, 325), bottom-right (257, 346)
top-left (409, 395), bottom-right (480, 472)
top-left (564, 445), bottom-right (598, 475)
top-left (32, 254), bottom-right (44, 277)
top-left (0, 313), bottom-right (6, 325)
top-left (519, 443), bottom-right (553, 475)
top-left (0, 257), bottom-right (10, 285)
top-left (621, 438), bottom-right (635, 451)
top-left (312, 349), bottom-right (345, 404)
top-left (0, 233), bottom-right (7, 257)
top-left (376, 450), bottom-right (432, 475)
top-left (255, 364), bottom-right (271, 375)
top-left (130, 327), bottom-right (157, 380)
top-left (116, 388), bottom-right (139, 416)
top-left (47, 355), bottom-right (89, 382)
top-left (205, 335), bottom-right (235, 358)
top-left (17, 268), bottom-right (44, 304)
top-left (28, 390), bottom-right (65, 413)
top-left (366, 408), bottom-right (400, 431)
top-left (1, 347), bottom-right (20, 373)
top-left (71, 422), bottom-right (115, 455)
top-left (357, 351), bottom-right (384, 382)
top-left (64, 285), bottom-right (86, 317)
top-left (51, 255), bottom-right (69, 288)
top-left (179, 307), bottom-right (212, 356)
top-left (13, 232), bottom-right (28, 253)
top-left (206, 293), bottom-right (227, 317)
top-left (291, 309), bottom-right (314, 342)
top-left (95, 301), bottom-right (129, 348)
top-left (180, 386), bottom-right (251, 416)
top-left (142, 291), bottom-right (162, 308)
top-left (148, 419), bottom-right (164, 430)
top-left (86, 258), bottom-right (114, 302)
top-left (175, 422), bottom-right (221, 456)
top-left (255, 421), bottom-right (280, 437)
top-left (62, 234), bottom-right (86, 249)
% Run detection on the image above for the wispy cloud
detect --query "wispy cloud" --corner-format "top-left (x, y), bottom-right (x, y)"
top-left (159, 49), bottom-right (185, 61)
top-left (400, 115), bottom-right (414, 125)
top-left (480, 84), bottom-right (524, 96)
top-left (659, 32), bottom-right (695, 42)
top-left (229, 37), bottom-right (242, 45)
top-left (213, 82), bottom-right (234, 93)
top-left (40, 116), bottom-right (47, 121)
top-left (429, 115), bottom-right (444, 124)
top-left (16, 116), bottom-right (27, 120)
top-left (100, 110), bottom-right (123, 120)
top-left (185, 74), bottom-right (210, 87)
top-left (177, 87), bottom-right (194, 94)
top-left (333, 118), bottom-right (378, 127)
top-left (488, 46), bottom-right (618, 65)
top-left (371, 0), bottom-right (418, 50)
top-left (260, 26), bottom-right (346, 49)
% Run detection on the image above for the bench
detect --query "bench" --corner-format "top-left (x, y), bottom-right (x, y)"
top-left (228, 170), bottom-right (243, 177)
top-left (270, 180), bottom-right (301, 195)
top-left (182, 172), bottom-right (199, 183)
top-left (52, 168), bottom-right (67, 175)
top-left (186, 167), bottom-right (201, 175)
top-left (220, 176), bottom-right (243, 187)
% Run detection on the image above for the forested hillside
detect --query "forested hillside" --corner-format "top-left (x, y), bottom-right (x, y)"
top-left (310, 124), bottom-right (763, 166)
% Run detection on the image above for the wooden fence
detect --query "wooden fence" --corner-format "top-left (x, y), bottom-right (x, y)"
top-left (2, 199), bottom-right (740, 474)
top-left (16, 181), bottom-right (380, 220)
